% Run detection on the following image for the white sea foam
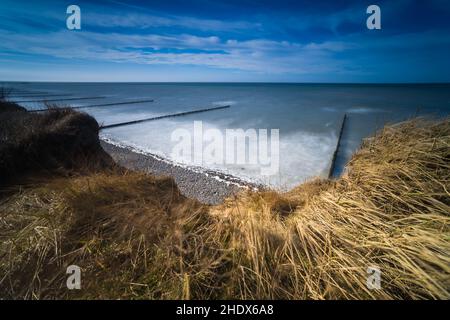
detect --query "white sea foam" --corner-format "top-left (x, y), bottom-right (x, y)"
top-left (323, 106), bottom-right (384, 114)
top-left (346, 107), bottom-right (384, 114)
top-left (322, 107), bottom-right (337, 112)
top-left (212, 100), bottom-right (237, 106)
top-left (101, 124), bottom-right (336, 190)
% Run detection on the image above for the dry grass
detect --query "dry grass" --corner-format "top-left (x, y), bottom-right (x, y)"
top-left (0, 101), bottom-right (114, 183)
top-left (209, 118), bottom-right (450, 299)
top-left (0, 118), bottom-right (449, 299)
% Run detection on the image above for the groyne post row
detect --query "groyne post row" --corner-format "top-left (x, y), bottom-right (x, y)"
top-left (328, 113), bottom-right (347, 179)
top-left (8, 94), bottom-right (74, 98)
top-left (5, 89), bottom-right (50, 95)
top-left (29, 99), bottom-right (155, 112)
top-left (70, 99), bottom-right (154, 109)
top-left (13, 96), bottom-right (106, 103)
top-left (101, 105), bottom-right (230, 130)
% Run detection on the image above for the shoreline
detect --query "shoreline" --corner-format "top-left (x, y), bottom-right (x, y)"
top-left (100, 139), bottom-right (262, 204)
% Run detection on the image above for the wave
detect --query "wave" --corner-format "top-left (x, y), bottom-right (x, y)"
top-left (212, 100), bottom-right (237, 106)
top-left (346, 107), bottom-right (385, 114)
top-left (322, 106), bottom-right (385, 114)
top-left (100, 125), bottom-right (337, 191)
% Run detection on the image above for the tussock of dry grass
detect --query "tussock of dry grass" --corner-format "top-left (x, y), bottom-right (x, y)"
top-left (0, 118), bottom-right (449, 299)
top-left (0, 101), bottom-right (113, 183)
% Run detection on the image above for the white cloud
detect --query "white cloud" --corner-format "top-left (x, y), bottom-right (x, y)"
top-left (83, 12), bottom-right (262, 33)
top-left (2, 24), bottom-right (447, 77)
top-left (0, 29), bottom-right (345, 74)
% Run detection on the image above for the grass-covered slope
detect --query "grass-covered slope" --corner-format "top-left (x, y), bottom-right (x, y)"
top-left (0, 102), bottom-right (113, 184)
top-left (0, 102), bottom-right (448, 299)
top-left (210, 119), bottom-right (450, 299)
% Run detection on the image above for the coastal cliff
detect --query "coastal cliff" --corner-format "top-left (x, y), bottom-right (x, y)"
top-left (0, 101), bottom-right (449, 299)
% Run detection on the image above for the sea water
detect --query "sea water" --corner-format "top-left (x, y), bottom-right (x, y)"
top-left (4, 82), bottom-right (450, 189)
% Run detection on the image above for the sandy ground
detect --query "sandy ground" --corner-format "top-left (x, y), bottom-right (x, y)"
top-left (100, 140), bottom-right (261, 204)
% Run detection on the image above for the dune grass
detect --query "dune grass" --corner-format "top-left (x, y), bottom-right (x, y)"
top-left (0, 100), bottom-right (113, 183)
top-left (0, 117), bottom-right (449, 299)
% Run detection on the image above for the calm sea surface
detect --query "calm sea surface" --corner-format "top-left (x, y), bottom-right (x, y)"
top-left (4, 82), bottom-right (450, 189)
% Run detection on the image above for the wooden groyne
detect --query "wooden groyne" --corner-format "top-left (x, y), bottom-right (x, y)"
top-left (9, 94), bottom-right (73, 98)
top-left (65, 99), bottom-right (154, 110)
top-left (101, 105), bottom-right (230, 130)
top-left (29, 99), bottom-right (155, 112)
top-left (8, 90), bottom-right (49, 95)
top-left (13, 96), bottom-right (106, 103)
top-left (7, 88), bottom-right (44, 92)
top-left (328, 113), bottom-right (347, 179)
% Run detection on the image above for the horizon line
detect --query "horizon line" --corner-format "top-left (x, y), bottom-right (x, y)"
top-left (2, 80), bottom-right (450, 85)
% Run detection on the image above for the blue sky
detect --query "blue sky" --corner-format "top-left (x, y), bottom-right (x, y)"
top-left (0, 0), bottom-right (449, 82)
